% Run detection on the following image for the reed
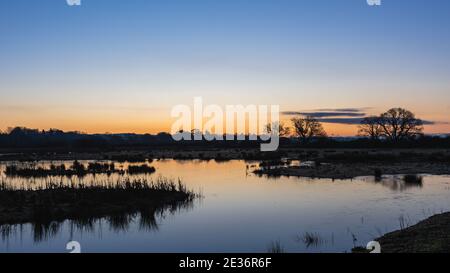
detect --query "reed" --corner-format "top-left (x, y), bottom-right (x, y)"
top-left (127, 164), bottom-right (156, 174)
top-left (0, 176), bottom-right (197, 226)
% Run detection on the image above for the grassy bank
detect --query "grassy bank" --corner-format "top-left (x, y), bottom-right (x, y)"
top-left (353, 212), bottom-right (450, 253)
top-left (376, 212), bottom-right (450, 253)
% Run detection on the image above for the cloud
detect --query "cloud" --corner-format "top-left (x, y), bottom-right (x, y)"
top-left (314, 108), bottom-right (370, 113)
top-left (282, 111), bottom-right (365, 118)
top-left (315, 118), bottom-right (365, 125)
top-left (315, 118), bottom-right (437, 125)
top-left (422, 120), bottom-right (438, 125)
top-left (281, 108), bottom-right (439, 125)
top-left (282, 108), bottom-right (368, 118)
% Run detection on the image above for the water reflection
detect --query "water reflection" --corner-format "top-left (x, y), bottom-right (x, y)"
top-left (364, 175), bottom-right (424, 191)
top-left (249, 160), bottom-right (426, 192)
top-left (1, 200), bottom-right (194, 243)
top-left (0, 161), bottom-right (196, 244)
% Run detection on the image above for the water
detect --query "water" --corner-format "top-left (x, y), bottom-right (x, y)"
top-left (1, 160), bottom-right (450, 253)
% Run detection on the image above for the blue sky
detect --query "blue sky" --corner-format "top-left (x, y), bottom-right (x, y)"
top-left (1, 0), bottom-right (450, 134)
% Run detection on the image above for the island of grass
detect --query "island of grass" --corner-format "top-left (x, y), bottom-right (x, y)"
top-left (4, 161), bottom-right (155, 177)
top-left (252, 150), bottom-right (450, 179)
top-left (0, 177), bottom-right (196, 226)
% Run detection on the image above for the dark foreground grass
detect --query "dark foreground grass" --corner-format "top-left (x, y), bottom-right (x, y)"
top-left (0, 177), bottom-right (197, 226)
top-left (353, 212), bottom-right (450, 253)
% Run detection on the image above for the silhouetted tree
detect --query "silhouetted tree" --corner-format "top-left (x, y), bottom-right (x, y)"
top-left (378, 108), bottom-right (424, 141)
top-left (265, 121), bottom-right (291, 137)
top-left (291, 116), bottom-right (327, 144)
top-left (358, 116), bottom-right (383, 140)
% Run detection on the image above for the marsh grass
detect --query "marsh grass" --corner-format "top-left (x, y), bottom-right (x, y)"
top-left (127, 164), bottom-right (156, 174)
top-left (0, 176), bottom-right (198, 229)
top-left (4, 161), bottom-right (158, 178)
top-left (374, 169), bottom-right (383, 181)
top-left (398, 214), bottom-right (412, 230)
top-left (109, 154), bottom-right (150, 163)
top-left (267, 240), bottom-right (284, 253)
top-left (403, 174), bottom-right (423, 185)
top-left (5, 161), bottom-right (122, 177)
top-left (296, 232), bottom-right (323, 248)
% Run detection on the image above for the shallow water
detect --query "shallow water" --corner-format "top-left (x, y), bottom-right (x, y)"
top-left (1, 159), bottom-right (450, 253)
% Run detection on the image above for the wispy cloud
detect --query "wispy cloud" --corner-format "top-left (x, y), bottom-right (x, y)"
top-left (314, 108), bottom-right (370, 113)
top-left (282, 108), bottom-right (439, 125)
top-left (314, 118), bottom-right (365, 125)
top-left (282, 111), bottom-right (366, 118)
top-left (308, 118), bottom-right (436, 125)
top-left (282, 108), bottom-right (368, 118)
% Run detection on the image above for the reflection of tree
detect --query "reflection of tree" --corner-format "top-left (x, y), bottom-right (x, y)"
top-left (371, 175), bottom-right (423, 192)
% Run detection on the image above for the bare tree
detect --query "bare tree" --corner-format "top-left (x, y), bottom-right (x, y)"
top-left (378, 108), bottom-right (424, 141)
top-left (265, 121), bottom-right (291, 137)
top-left (291, 116), bottom-right (327, 143)
top-left (358, 116), bottom-right (383, 140)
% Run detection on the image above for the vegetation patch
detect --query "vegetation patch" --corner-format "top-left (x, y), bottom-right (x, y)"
top-left (352, 212), bottom-right (450, 253)
top-left (4, 161), bottom-right (157, 177)
top-left (0, 177), bottom-right (197, 226)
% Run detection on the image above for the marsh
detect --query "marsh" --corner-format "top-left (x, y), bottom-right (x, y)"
top-left (0, 159), bottom-right (450, 253)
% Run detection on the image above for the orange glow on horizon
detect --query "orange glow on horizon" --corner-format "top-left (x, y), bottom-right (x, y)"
top-left (2, 119), bottom-right (449, 137)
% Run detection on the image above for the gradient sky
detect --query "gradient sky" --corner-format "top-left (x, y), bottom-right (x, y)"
top-left (1, 0), bottom-right (450, 135)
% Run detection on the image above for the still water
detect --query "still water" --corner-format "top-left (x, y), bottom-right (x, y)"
top-left (1, 160), bottom-right (450, 253)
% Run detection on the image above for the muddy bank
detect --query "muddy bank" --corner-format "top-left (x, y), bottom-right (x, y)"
top-left (254, 162), bottom-right (450, 179)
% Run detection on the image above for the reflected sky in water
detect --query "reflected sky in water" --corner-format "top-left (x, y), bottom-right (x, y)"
top-left (1, 160), bottom-right (450, 253)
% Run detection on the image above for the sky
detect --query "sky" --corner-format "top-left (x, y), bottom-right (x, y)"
top-left (1, 0), bottom-right (450, 136)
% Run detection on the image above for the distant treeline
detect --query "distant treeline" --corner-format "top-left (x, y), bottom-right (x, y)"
top-left (1, 127), bottom-right (450, 151)
top-left (0, 127), bottom-right (173, 149)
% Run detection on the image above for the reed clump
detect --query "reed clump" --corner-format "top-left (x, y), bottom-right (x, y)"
top-left (403, 174), bottom-right (423, 185)
top-left (0, 176), bottom-right (197, 226)
top-left (4, 161), bottom-right (122, 177)
top-left (127, 164), bottom-right (156, 174)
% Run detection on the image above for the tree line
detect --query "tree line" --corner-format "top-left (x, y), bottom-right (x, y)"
top-left (1, 108), bottom-right (448, 150)
top-left (267, 107), bottom-right (426, 144)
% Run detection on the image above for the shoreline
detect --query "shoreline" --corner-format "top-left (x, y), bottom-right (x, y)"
top-left (253, 162), bottom-right (450, 179)
top-left (1, 147), bottom-right (450, 162)
top-left (2, 148), bottom-right (450, 180)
